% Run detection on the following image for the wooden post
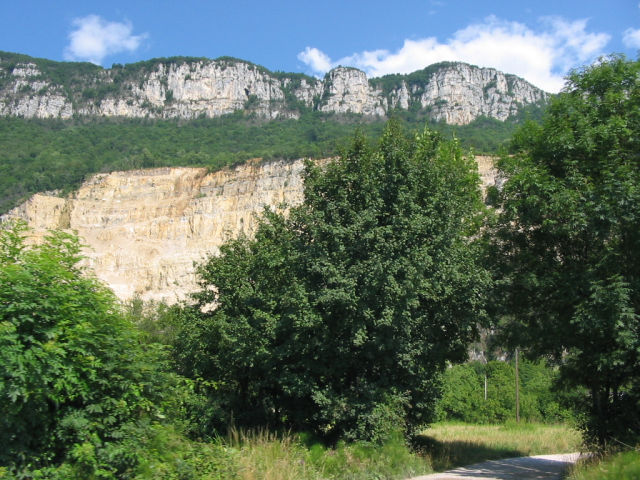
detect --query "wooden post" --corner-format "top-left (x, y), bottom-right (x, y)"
top-left (484, 373), bottom-right (487, 401)
top-left (515, 347), bottom-right (520, 423)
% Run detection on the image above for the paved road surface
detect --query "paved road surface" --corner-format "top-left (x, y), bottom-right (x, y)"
top-left (409, 453), bottom-right (583, 480)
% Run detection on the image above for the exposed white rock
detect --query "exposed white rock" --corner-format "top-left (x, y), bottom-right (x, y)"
top-left (0, 56), bottom-right (548, 124)
top-left (292, 78), bottom-right (323, 106)
top-left (1, 93), bottom-right (73, 118)
top-left (3, 160), bottom-right (306, 302)
top-left (389, 81), bottom-right (410, 110)
top-left (419, 64), bottom-right (545, 124)
top-left (10, 63), bottom-right (41, 77)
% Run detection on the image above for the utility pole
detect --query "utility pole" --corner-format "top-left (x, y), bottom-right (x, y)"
top-left (515, 347), bottom-right (520, 423)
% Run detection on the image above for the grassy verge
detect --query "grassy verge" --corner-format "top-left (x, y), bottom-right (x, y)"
top-left (415, 421), bottom-right (582, 471)
top-left (0, 422), bottom-right (583, 478)
top-left (226, 422), bottom-right (582, 478)
top-left (229, 429), bottom-right (431, 480)
top-left (568, 450), bottom-right (640, 480)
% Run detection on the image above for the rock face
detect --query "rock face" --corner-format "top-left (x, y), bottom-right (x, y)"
top-left (0, 52), bottom-right (547, 125)
top-left (415, 64), bottom-right (546, 124)
top-left (3, 157), bottom-right (497, 303)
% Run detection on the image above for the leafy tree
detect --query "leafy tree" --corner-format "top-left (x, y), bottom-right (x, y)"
top-left (175, 122), bottom-right (490, 442)
top-left (0, 222), bottom-right (181, 476)
top-left (490, 56), bottom-right (640, 448)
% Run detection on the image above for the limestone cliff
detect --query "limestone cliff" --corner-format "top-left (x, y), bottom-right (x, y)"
top-left (3, 157), bottom-right (497, 303)
top-left (0, 52), bottom-right (547, 125)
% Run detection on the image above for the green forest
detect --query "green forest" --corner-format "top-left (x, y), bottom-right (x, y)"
top-left (1, 56), bottom-right (639, 479)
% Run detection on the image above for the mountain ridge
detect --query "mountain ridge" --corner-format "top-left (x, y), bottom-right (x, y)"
top-left (0, 51), bottom-right (548, 125)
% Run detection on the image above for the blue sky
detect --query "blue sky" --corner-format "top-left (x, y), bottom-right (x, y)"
top-left (1, 1), bottom-right (638, 92)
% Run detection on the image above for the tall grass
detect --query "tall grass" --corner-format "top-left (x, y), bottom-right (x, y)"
top-left (225, 422), bottom-right (582, 478)
top-left (228, 428), bottom-right (320, 480)
top-left (227, 428), bottom-right (431, 480)
top-left (417, 421), bottom-right (582, 471)
top-left (120, 423), bottom-right (581, 478)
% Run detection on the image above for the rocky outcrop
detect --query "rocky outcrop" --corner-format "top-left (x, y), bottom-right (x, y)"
top-left (3, 157), bottom-right (498, 303)
top-left (417, 64), bottom-right (545, 124)
top-left (318, 67), bottom-right (386, 116)
top-left (0, 52), bottom-right (548, 125)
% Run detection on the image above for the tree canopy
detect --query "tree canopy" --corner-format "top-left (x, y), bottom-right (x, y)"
top-left (174, 122), bottom-right (490, 442)
top-left (490, 55), bottom-right (640, 448)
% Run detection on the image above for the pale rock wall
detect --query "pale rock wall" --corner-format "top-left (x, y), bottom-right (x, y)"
top-left (475, 155), bottom-right (500, 193)
top-left (4, 160), bottom-right (306, 302)
top-left (420, 64), bottom-right (544, 124)
top-left (0, 62), bottom-right (73, 118)
top-left (0, 56), bottom-right (547, 125)
top-left (3, 157), bottom-right (497, 303)
top-left (83, 61), bottom-right (289, 120)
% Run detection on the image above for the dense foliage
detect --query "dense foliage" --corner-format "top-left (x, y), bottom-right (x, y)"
top-left (8, 53), bottom-right (640, 474)
top-left (437, 360), bottom-right (571, 423)
top-left (0, 225), bottom-right (431, 480)
top-left (173, 122), bottom-right (490, 443)
top-left (489, 55), bottom-right (640, 449)
top-left (0, 110), bottom-right (534, 215)
top-left (0, 222), bottom-right (236, 478)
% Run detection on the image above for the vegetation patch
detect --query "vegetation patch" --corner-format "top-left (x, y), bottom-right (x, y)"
top-left (0, 110), bottom-right (530, 215)
top-left (418, 422), bottom-right (582, 471)
top-left (437, 359), bottom-right (572, 424)
top-left (228, 429), bottom-right (430, 480)
top-left (569, 450), bottom-right (640, 480)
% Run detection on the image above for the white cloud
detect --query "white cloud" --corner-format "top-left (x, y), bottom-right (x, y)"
top-left (297, 47), bottom-right (333, 74)
top-left (298, 16), bottom-right (610, 93)
top-left (63, 15), bottom-right (147, 65)
top-left (623, 27), bottom-right (640, 49)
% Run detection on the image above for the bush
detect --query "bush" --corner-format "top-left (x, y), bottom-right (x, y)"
top-left (0, 222), bottom-right (205, 477)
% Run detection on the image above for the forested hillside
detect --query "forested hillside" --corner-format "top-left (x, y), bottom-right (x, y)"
top-left (0, 108), bottom-right (542, 214)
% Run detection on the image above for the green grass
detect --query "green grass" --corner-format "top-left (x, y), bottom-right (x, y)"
top-left (569, 450), bottom-right (640, 480)
top-left (416, 421), bottom-right (582, 471)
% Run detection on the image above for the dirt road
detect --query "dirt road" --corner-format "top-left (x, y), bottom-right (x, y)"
top-left (409, 453), bottom-right (583, 480)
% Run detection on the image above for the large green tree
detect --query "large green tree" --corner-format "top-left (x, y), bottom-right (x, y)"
top-left (175, 122), bottom-right (489, 442)
top-left (490, 56), bottom-right (640, 448)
